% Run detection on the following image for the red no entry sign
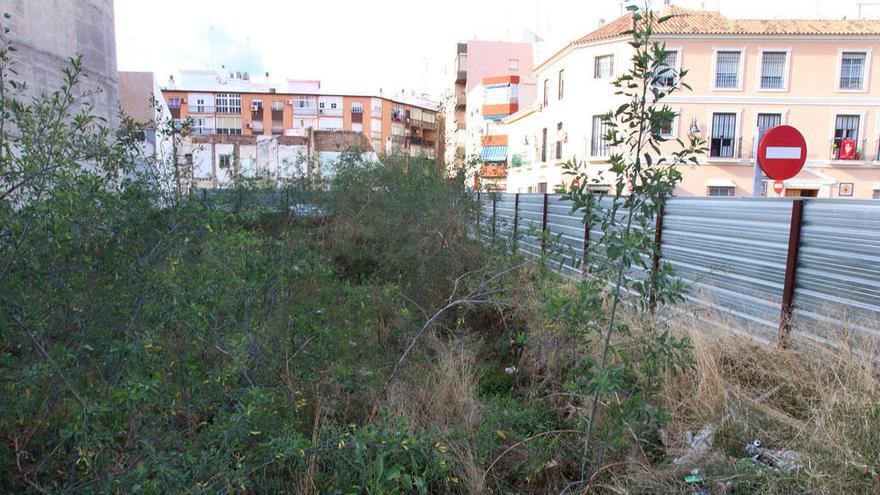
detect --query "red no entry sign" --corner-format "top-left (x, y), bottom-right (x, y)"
top-left (758, 125), bottom-right (807, 180)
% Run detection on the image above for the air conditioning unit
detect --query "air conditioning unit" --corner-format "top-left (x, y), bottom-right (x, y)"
top-left (251, 103), bottom-right (262, 111)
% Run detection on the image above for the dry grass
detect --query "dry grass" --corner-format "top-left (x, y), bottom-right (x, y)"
top-left (385, 335), bottom-right (486, 492)
top-left (645, 315), bottom-right (880, 493)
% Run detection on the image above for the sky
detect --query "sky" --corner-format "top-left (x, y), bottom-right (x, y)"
top-left (114, 0), bottom-right (878, 99)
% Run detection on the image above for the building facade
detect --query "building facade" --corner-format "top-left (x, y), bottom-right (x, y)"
top-left (505, 7), bottom-right (880, 199)
top-left (0, 0), bottom-right (118, 125)
top-left (447, 40), bottom-right (537, 176)
top-left (158, 70), bottom-right (438, 187)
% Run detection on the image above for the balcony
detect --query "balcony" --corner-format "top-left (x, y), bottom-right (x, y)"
top-left (318, 107), bottom-right (343, 117)
top-left (455, 93), bottom-right (466, 108)
top-left (392, 111), bottom-right (405, 122)
top-left (830, 138), bottom-right (868, 161)
top-left (294, 107), bottom-right (317, 116)
top-left (708, 137), bottom-right (743, 160)
top-left (455, 53), bottom-right (467, 83)
top-left (250, 121), bottom-right (264, 133)
top-left (189, 105), bottom-right (215, 114)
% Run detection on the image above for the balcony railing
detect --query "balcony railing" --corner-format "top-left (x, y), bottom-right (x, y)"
top-left (294, 106), bottom-right (317, 116)
top-left (830, 138), bottom-right (868, 161)
top-left (189, 105), bottom-right (215, 114)
top-left (708, 136), bottom-right (743, 159)
top-left (193, 127), bottom-right (215, 135)
top-left (318, 107), bottom-right (343, 117)
top-left (455, 93), bottom-right (466, 108)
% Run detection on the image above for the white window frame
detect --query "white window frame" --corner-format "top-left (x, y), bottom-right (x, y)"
top-left (594, 54), bottom-right (614, 79)
top-left (836, 48), bottom-right (872, 93)
top-left (756, 48), bottom-right (792, 92)
top-left (656, 107), bottom-right (680, 139)
top-left (654, 47), bottom-right (682, 89)
top-left (711, 47), bottom-right (746, 91)
top-left (706, 108), bottom-right (743, 162)
top-left (351, 102), bottom-right (364, 113)
top-left (829, 110), bottom-right (866, 161)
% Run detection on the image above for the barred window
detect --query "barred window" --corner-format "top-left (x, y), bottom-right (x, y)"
top-left (873, 189), bottom-right (880, 199)
top-left (655, 50), bottom-right (678, 87)
top-left (715, 51), bottom-right (741, 89)
top-left (710, 113), bottom-right (737, 158)
top-left (707, 186), bottom-right (734, 197)
top-left (760, 51), bottom-right (786, 89)
top-left (591, 115), bottom-right (610, 157)
top-left (840, 52), bottom-right (866, 90)
top-left (756, 113), bottom-right (781, 142)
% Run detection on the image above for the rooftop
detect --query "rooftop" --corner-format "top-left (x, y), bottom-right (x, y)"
top-left (576, 6), bottom-right (880, 45)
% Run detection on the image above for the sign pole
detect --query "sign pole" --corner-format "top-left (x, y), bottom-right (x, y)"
top-left (752, 129), bottom-right (762, 197)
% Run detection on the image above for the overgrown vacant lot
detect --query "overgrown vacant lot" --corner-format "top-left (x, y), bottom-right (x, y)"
top-left (3, 155), bottom-right (878, 493)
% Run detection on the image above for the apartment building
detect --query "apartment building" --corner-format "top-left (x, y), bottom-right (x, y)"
top-left (505, 6), bottom-right (880, 199)
top-left (160, 70), bottom-right (438, 185)
top-left (447, 40), bottom-right (537, 173)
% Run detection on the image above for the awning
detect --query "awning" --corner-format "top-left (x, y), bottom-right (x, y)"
top-left (706, 178), bottom-right (736, 187)
top-left (480, 145), bottom-right (508, 162)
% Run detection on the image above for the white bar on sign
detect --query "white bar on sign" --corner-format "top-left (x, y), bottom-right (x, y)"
top-left (766, 146), bottom-right (802, 159)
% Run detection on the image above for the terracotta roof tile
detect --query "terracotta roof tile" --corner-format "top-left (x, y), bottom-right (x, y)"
top-left (573, 6), bottom-right (880, 45)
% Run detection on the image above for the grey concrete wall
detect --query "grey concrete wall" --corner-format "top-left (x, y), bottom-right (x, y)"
top-left (0, 0), bottom-right (118, 125)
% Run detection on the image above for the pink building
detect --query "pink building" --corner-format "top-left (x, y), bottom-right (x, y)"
top-left (506, 6), bottom-right (880, 199)
top-left (447, 40), bottom-right (537, 170)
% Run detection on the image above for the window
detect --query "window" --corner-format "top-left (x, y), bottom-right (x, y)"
top-left (591, 115), bottom-right (610, 157)
top-left (710, 113), bottom-right (737, 158)
top-left (541, 127), bottom-right (547, 162)
top-left (215, 115), bottom-right (242, 134)
top-left (756, 113), bottom-right (782, 143)
top-left (655, 50), bottom-right (678, 87)
top-left (331, 102), bottom-right (338, 109)
top-left (840, 52), bottom-right (867, 90)
top-left (215, 93), bottom-right (242, 114)
top-left (760, 51), bottom-right (787, 89)
top-left (537, 182), bottom-right (548, 193)
top-left (271, 100), bottom-right (283, 112)
top-left (714, 51), bottom-right (741, 89)
top-left (351, 102), bottom-right (364, 113)
top-left (555, 122), bottom-right (563, 159)
top-left (167, 97), bottom-right (182, 108)
top-left (707, 186), bottom-right (735, 197)
top-left (219, 154), bottom-right (232, 169)
top-left (250, 99), bottom-right (263, 112)
top-left (833, 114), bottom-right (860, 159)
top-left (594, 55), bottom-right (613, 79)
top-left (873, 189), bottom-right (880, 199)
top-left (653, 116), bottom-right (675, 137)
top-left (558, 69), bottom-right (565, 100)
top-left (543, 79), bottom-right (549, 106)
top-left (509, 58), bottom-right (519, 70)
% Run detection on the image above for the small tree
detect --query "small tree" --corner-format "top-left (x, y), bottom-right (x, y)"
top-left (558, 3), bottom-right (706, 483)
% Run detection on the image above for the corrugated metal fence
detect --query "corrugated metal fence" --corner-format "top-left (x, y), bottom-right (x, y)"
top-left (479, 193), bottom-right (880, 349)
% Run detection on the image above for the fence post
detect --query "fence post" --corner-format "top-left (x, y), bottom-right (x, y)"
top-left (491, 194), bottom-right (497, 240)
top-left (476, 191), bottom-right (481, 240)
top-left (779, 199), bottom-right (805, 349)
top-left (541, 193), bottom-right (549, 254)
top-left (649, 194), bottom-right (667, 313)
top-left (512, 193), bottom-right (520, 253)
top-left (582, 214), bottom-right (591, 277)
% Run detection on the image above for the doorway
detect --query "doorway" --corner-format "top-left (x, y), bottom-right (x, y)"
top-left (785, 189), bottom-right (818, 197)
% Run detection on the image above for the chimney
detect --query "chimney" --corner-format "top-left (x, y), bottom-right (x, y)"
top-left (598, 18), bottom-right (606, 26)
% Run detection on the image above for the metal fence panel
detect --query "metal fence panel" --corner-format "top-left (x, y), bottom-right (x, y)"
top-left (794, 200), bottom-right (880, 346)
top-left (661, 197), bottom-right (792, 342)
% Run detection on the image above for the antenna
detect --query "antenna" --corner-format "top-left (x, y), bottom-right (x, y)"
top-left (210, 26), bottom-right (215, 70)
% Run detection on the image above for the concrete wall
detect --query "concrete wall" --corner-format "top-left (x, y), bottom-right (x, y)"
top-left (0, 0), bottom-right (118, 125)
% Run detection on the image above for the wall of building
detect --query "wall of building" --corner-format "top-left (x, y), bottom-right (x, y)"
top-left (0, 0), bottom-right (118, 125)
top-left (502, 31), bottom-right (880, 199)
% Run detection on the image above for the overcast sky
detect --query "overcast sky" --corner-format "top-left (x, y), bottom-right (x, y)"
top-left (114, 0), bottom-right (877, 98)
